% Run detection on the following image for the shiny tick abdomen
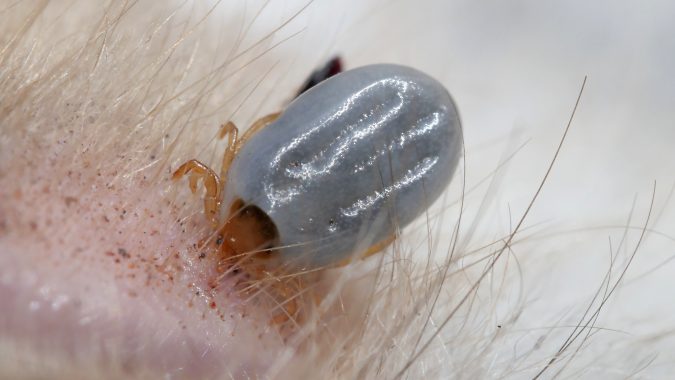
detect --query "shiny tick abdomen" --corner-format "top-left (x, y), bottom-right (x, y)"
top-left (226, 64), bottom-right (462, 268)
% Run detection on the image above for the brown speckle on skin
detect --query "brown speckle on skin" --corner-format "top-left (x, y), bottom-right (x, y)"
top-left (118, 248), bottom-right (130, 258)
top-left (64, 196), bottom-right (78, 207)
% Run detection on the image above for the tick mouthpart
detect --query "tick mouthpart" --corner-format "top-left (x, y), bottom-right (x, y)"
top-left (218, 199), bottom-right (281, 264)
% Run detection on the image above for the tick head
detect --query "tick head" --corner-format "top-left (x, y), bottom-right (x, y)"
top-left (219, 199), bottom-right (280, 263)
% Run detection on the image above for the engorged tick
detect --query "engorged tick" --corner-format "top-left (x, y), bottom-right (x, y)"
top-left (173, 64), bottom-right (462, 322)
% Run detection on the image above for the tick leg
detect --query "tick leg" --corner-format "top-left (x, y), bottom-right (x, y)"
top-left (362, 233), bottom-right (397, 259)
top-left (335, 233), bottom-right (397, 267)
top-left (268, 275), bottom-right (302, 326)
top-left (172, 160), bottom-right (222, 228)
top-left (218, 121), bottom-right (239, 180)
top-left (238, 112), bottom-right (281, 145)
top-left (224, 259), bottom-right (303, 326)
top-left (218, 113), bottom-right (281, 179)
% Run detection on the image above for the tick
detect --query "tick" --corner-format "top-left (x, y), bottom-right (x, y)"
top-left (174, 64), bottom-right (462, 273)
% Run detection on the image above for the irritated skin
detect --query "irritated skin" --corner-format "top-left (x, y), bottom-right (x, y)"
top-left (0, 2), bottom-right (323, 379)
top-left (0, 22), bottom-right (282, 380)
top-left (0, 151), bottom-right (280, 377)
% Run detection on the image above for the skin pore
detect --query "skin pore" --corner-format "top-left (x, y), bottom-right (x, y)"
top-left (2, 1), bottom-right (675, 379)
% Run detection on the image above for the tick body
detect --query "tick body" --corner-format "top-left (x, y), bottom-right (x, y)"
top-left (175, 64), bottom-right (462, 271)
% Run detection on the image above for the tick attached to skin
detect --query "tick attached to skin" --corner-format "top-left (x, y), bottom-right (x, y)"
top-left (174, 63), bottom-right (462, 323)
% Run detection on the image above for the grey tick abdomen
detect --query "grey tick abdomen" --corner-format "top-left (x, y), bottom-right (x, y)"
top-left (226, 64), bottom-right (462, 268)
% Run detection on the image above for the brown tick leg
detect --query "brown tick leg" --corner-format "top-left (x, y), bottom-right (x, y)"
top-left (218, 121), bottom-right (239, 180)
top-left (237, 112), bottom-right (282, 147)
top-left (361, 233), bottom-right (397, 259)
top-left (261, 270), bottom-right (302, 326)
top-left (218, 113), bottom-right (281, 179)
top-left (332, 233), bottom-right (398, 267)
top-left (172, 160), bottom-right (222, 228)
top-left (235, 261), bottom-right (302, 326)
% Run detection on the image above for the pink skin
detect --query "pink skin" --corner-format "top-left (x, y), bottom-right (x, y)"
top-left (0, 2), bottom-right (344, 378)
top-left (0, 139), bottom-right (290, 378)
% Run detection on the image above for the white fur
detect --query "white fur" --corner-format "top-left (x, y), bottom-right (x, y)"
top-left (0, 1), bottom-right (673, 379)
